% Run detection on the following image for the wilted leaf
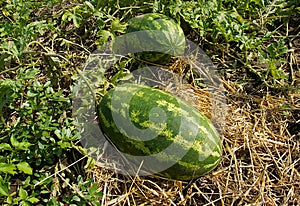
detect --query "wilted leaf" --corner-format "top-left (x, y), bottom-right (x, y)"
top-left (96, 30), bottom-right (114, 46)
top-left (111, 19), bottom-right (128, 33)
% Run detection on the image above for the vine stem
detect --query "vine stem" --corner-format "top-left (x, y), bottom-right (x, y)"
top-left (74, 67), bottom-right (99, 100)
top-left (0, 66), bottom-right (20, 75)
top-left (28, 40), bottom-right (99, 99)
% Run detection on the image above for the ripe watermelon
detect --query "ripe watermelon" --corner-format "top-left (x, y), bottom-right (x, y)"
top-left (97, 83), bottom-right (222, 181)
top-left (126, 13), bottom-right (186, 64)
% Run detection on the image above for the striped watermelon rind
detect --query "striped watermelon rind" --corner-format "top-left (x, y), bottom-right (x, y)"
top-left (127, 13), bottom-right (186, 64)
top-left (97, 83), bottom-right (222, 181)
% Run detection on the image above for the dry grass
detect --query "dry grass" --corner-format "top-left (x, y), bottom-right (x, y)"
top-left (90, 60), bottom-right (300, 205)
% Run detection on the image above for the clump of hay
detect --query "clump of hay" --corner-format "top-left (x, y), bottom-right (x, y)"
top-left (91, 59), bottom-right (300, 205)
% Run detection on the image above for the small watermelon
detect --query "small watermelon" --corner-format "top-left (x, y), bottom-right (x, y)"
top-left (97, 83), bottom-right (222, 181)
top-left (126, 13), bottom-right (186, 64)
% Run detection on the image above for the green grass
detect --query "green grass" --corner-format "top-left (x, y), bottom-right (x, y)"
top-left (0, 0), bottom-right (299, 205)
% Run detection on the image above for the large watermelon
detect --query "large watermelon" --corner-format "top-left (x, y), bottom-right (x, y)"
top-left (126, 13), bottom-right (186, 64)
top-left (97, 83), bottom-right (222, 181)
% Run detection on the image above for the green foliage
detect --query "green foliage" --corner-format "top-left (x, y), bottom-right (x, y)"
top-left (0, 0), bottom-right (97, 204)
top-left (0, 0), bottom-right (55, 67)
top-left (0, 67), bottom-right (79, 204)
top-left (147, 0), bottom-right (297, 88)
top-left (58, 176), bottom-right (103, 205)
top-left (258, 38), bottom-right (289, 86)
top-left (85, 0), bottom-right (298, 88)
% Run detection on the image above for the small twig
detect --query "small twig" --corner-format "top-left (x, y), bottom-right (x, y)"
top-left (34, 151), bottom-right (96, 187)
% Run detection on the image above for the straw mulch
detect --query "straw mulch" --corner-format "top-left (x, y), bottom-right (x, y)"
top-left (91, 65), bottom-right (300, 205)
